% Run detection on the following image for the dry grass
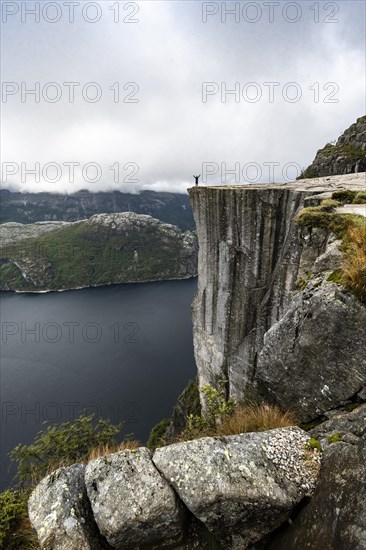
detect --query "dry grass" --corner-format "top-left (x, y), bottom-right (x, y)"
top-left (177, 403), bottom-right (297, 442)
top-left (214, 403), bottom-right (297, 436)
top-left (13, 516), bottom-right (40, 549)
top-left (342, 224), bottom-right (366, 302)
top-left (86, 440), bottom-right (141, 462)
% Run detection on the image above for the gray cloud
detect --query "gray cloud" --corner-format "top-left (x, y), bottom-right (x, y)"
top-left (1, 0), bottom-right (365, 193)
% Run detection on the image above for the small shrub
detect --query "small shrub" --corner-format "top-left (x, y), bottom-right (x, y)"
top-left (295, 204), bottom-right (361, 238)
top-left (9, 414), bottom-right (123, 486)
top-left (0, 490), bottom-right (38, 549)
top-left (179, 380), bottom-right (237, 441)
top-left (200, 380), bottom-right (237, 427)
top-left (147, 419), bottom-right (171, 451)
top-left (353, 191), bottom-right (366, 204)
top-left (295, 207), bottom-right (334, 231)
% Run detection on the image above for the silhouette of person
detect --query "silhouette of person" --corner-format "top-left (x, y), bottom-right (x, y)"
top-left (193, 175), bottom-right (201, 185)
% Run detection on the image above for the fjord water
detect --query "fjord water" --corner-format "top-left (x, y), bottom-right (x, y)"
top-left (0, 279), bottom-right (197, 488)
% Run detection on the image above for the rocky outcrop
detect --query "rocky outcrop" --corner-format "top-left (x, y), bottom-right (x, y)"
top-left (298, 116), bottom-right (366, 179)
top-left (309, 403), bottom-right (366, 446)
top-left (256, 283), bottom-right (366, 422)
top-left (84, 447), bottom-right (185, 549)
top-left (188, 173), bottom-right (366, 414)
top-left (29, 428), bottom-right (321, 550)
top-left (0, 189), bottom-right (195, 230)
top-left (189, 185), bottom-right (305, 401)
top-left (0, 220), bottom-right (70, 245)
top-left (0, 212), bottom-right (198, 291)
top-left (28, 464), bottom-right (111, 550)
top-left (153, 428), bottom-right (320, 549)
top-left (268, 406), bottom-right (366, 550)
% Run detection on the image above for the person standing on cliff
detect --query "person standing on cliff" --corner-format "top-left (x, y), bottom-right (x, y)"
top-left (193, 175), bottom-right (201, 185)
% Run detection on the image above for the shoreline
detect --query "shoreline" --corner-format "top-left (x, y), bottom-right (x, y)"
top-left (0, 274), bottom-right (198, 295)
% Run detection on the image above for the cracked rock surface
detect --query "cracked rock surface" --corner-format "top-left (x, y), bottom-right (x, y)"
top-left (153, 427), bottom-right (320, 549)
top-left (84, 447), bottom-right (185, 549)
top-left (256, 283), bottom-right (366, 422)
top-left (267, 440), bottom-right (366, 550)
top-left (28, 464), bottom-right (111, 550)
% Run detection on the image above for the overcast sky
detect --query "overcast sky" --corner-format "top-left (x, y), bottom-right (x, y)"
top-left (1, 0), bottom-right (365, 193)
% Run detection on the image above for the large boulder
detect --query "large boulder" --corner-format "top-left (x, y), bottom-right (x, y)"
top-left (153, 427), bottom-right (321, 549)
top-left (267, 441), bottom-right (366, 550)
top-left (256, 283), bottom-right (366, 422)
top-left (84, 447), bottom-right (185, 549)
top-left (28, 464), bottom-right (110, 550)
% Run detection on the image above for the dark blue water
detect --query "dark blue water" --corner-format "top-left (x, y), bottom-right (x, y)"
top-left (0, 279), bottom-right (197, 488)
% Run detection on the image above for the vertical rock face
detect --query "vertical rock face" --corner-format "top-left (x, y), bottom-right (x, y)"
top-left (256, 284), bottom-right (366, 421)
top-left (188, 175), bottom-right (366, 408)
top-left (189, 185), bottom-right (306, 400)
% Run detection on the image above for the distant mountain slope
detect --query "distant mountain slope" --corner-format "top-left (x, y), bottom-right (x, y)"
top-left (0, 213), bottom-right (198, 291)
top-left (0, 189), bottom-right (195, 231)
top-left (298, 116), bottom-right (366, 179)
top-left (0, 220), bottom-right (70, 244)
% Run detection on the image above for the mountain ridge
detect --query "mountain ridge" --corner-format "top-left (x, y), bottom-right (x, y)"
top-left (0, 189), bottom-right (195, 231)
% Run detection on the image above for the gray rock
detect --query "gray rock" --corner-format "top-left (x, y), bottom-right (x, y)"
top-left (256, 284), bottom-right (366, 422)
top-left (0, 220), bottom-right (71, 244)
top-left (267, 441), bottom-right (366, 550)
top-left (28, 464), bottom-right (110, 550)
top-left (153, 427), bottom-right (321, 549)
top-left (310, 404), bottom-right (366, 446)
top-left (189, 185), bottom-right (306, 404)
top-left (188, 173), bottom-right (365, 409)
top-left (296, 227), bottom-right (330, 280)
top-left (85, 447), bottom-right (185, 549)
top-left (312, 239), bottom-right (342, 273)
top-left (298, 115), bottom-right (366, 178)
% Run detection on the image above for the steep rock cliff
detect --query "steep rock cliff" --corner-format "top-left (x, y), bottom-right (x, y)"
top-left (189, 173), bottom-right (366, 417)
top-left (298, 116), bottom-right (366, 178)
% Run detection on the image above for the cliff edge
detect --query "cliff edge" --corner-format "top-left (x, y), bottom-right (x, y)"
top-left (189, 173), bottom-right (366, 422)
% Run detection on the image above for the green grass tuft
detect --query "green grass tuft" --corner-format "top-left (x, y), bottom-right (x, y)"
top-left (295, 199), bottom-right (366, 302)
top-left (307, 438), bottom-right (323, 452)
top-left (327, 433), bottom-right (343, 445)
top-left (353, 191), bottom-right (366, 204)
